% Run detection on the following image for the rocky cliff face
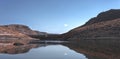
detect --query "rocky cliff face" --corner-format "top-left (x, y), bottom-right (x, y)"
top-left (0, 24), bottom-right (41, 44)
top-left (63, 9), bottom-right (120, 40)
top-left (4, 24), bottom-right (38, 35)
top-left (3, 24), bottom-right (48, 36)
top-left (0, 26), bottom-right (30, 39)
top-left (84, 9), bottom-right (120, 26)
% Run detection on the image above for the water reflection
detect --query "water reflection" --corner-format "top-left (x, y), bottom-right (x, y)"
top-left (0, 44), bottom-right (39, 54)
top-left (0, 43), bottom-right (87, 59)
top-left (65, 39), bottom-right (120, 59)
top-left (0, 42), bottom-right (62, 54)
top-left (0, 39), bottom-right (120, 59)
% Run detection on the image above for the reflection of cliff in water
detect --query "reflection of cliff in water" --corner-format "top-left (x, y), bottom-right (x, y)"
top-left (0, 44), bottom-right (40, 54)
top-left (65, 39), bottom-right (120, 59)
top-left (1, 39), bottom-right (120, 59)
top-left (0, 42), bottom-right (62, 54)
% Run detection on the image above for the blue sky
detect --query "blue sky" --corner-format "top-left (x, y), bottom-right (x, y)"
top-left (0, 0), bottom-right (120, 34)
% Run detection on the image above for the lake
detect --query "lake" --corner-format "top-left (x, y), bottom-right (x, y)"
top-left (0, 43), bottom-right (87, 59)
top-left (0, 40), bottom-right (120, 59)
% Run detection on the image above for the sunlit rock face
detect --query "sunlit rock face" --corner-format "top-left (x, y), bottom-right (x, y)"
top-left (3, 24), bottom-right (38, 35)
top-left (0, 24), bottom-right (40, 44)
top-left (0, 25), bottom-right (28, 38)
top-left (3, 24), bottom-right (47, 36)
top-left (63, 9), bottom-right (120, 40)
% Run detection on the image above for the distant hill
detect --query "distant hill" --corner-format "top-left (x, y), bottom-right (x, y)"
top-left (84, 9), bottom-right (120, 26)
top-left (0, 24), bottom-right (44, 44)
top-left (4, 24), bottom-right (39, 35)
top-left (0, 25), bottom-right (31, 38)
top-left (63, 9), bottom-right (120, 40)
top-left (2, 24), bottom-right (48, 36)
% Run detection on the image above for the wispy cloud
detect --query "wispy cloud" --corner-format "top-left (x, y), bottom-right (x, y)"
top-left (64, 24), bottom-right (68, 27)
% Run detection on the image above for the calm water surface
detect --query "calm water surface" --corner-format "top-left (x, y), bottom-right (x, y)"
top-left (0, 40), bottom-right (120, 59)
top-left (0, 44), bottom-right (87, 59)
